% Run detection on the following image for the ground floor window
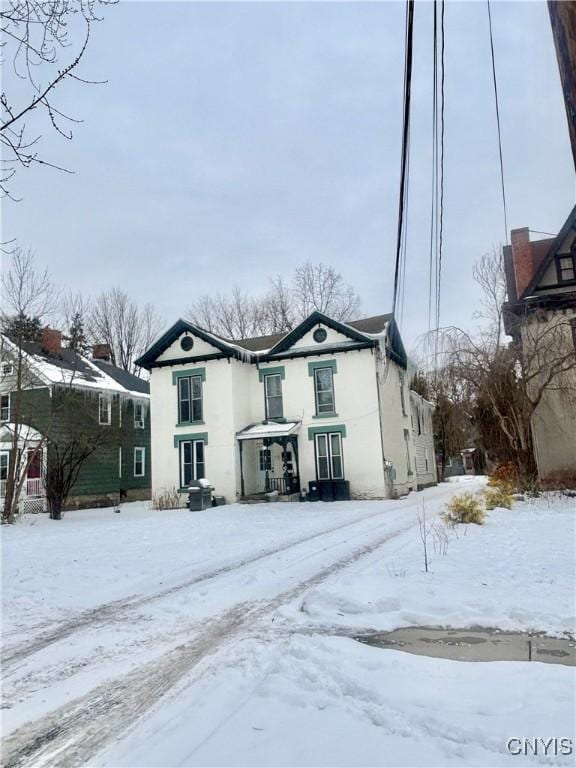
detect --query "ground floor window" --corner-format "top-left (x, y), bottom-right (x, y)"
top-left (134, 446), bottom-right (145, 477)
top-left (259, 448), bottom-right (272, 471)
top-left (180, 439), bottom-right (205, 487)
top-left (0, 451), bottom-right (8, 481)
top-left (314, 432), bottom-right (344, 480)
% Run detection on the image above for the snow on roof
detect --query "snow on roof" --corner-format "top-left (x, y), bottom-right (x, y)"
top-left (237, 421), bottom-right (301, 440)
top-left (1, 336), bottom-right (149, 398)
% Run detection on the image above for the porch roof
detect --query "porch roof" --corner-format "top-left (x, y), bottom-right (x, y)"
top-left (236, 421), bottom-right (301, 441)
top-left (0, 423), bottom-right (44, 446)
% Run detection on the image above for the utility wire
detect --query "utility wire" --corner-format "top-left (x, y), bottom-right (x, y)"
top-left (392, 0), bottom-right (415, 318)
top-left (427, 0), bottom-right (438, 334)
top-left (436, 0), bottom-right (446, 336)
top-left (487, 0), bottom-right (508, 243)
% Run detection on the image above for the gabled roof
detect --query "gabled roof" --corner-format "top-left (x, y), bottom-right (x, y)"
top-left (135, 319), bottom-right (242, 369)
top-left (265, 311), bottom-right (377, 356)
top-left (136, 311), bottom-right (407, 369)
top-left (522, 204), bottom-right (576, 298)
top-left (1, 336), bottom-right (149, 397)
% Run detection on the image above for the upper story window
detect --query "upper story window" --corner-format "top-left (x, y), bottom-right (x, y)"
top-left (99, 394), bottom-right (111, 425)
top-left (314, 367), bottom-right (335, 415)
top-left (134, 401), bottom-right (145, 429)
top-left (557, 248), bottom-right (576, 283)
top-left (264, 374), bottom-right (283, 419)
top-left (2, 364), bottom-right (13, 376)
top-left (178, 375), bottom-right (202, 424)
top-left (0, 394), bottom-right (9, 422)
top-left (399, 373), bottom-right (407, 416)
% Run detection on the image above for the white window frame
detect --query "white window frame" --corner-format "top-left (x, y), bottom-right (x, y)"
top-left (134, 446), bottom-right (145, 477)
top-left (0, 451), bottom-right (9, 481)
top-left (314, 367), bottom-right (335, 415)
top-left (0, 393), bottom-right (9, 422)
top-left (178, 376), bottom-right (203, 424)
top-left (179, 439), bottom-right (205, 487)
top-left (2, 364), bottom-right (13, 376)
top-left (314, 432), bottom-right (344, 481)
top-left (259, 448), bottom-right (272, 472)
top-left (134, 401), bottom-right (145, 429)
top-left (264, 374), bottom-right (283, 420)
top-left (99, 393), bottom-right (112, 425)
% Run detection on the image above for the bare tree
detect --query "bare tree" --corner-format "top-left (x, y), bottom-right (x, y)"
top-left (88, 288), bottom-right (162, 373)
top-left (187, 262), bottom-right (362, 340)
top-left (0, 248), bottom-right (57, 522)
top-left (292, 262), bottom-right (361, 321)
top-left (1, 0), bottom-right (111, 198)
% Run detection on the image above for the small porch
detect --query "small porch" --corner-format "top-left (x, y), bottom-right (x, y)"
top-left (237, 421), bottom-right (301, 499)
top-left (0, 423), bottom-right (46, 515)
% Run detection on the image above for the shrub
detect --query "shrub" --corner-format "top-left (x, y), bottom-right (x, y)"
top-left (488, 462), bottom-right (519, 493)
top-left (152, 488), bottom-right (184, 510)
top-left (484, 487), bottom-right (513, 510)
top-left (442, 492), bottom-right (486, 526)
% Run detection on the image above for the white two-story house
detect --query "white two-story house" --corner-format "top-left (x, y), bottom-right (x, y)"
top-left (136, 311), bottom-right (435, 503)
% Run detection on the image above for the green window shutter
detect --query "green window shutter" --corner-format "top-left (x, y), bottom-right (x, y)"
top-left (307, 424), bottom-right (347, 440)
top-left (258, 365), bottom-right (286, 382)
top-left (173, 432), bottom-right (209, 448)
top-left (172, 367), bottom-right (206, 385)
top-left (308, 359), bottom-right (337, 377)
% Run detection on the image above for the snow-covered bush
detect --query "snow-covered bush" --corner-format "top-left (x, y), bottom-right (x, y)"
top-left (152, 488), bottom-right (183, 510)
top-left (484, 487), bottom-right (513, 510)
top-left (442, 492), bottom-right (486, 526)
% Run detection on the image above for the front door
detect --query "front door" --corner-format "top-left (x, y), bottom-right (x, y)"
top-left (26, 448), bottom-right (42, 497)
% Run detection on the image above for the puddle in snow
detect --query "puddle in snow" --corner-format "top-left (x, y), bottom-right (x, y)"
top-left (354, 627), bottom-right (575, 666)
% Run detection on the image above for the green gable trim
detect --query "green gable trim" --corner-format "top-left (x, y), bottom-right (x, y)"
top-left (308, 359), bottom-right (337, 377)
top-left (173, 432), bottom-right (208, 448)
top-left (172, 367), bottom-right (206, 385)
top-left (258, 365), bottom-right (286, 382)
top-left (307, 424), bottom-right (347, 440)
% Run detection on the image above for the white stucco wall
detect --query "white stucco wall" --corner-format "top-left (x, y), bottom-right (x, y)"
top-left (375, 352), bottom-right (417, 496)
top-left (149, 321), bottom-right (427, 503)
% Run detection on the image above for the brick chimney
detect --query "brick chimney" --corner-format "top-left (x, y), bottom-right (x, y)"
top-left (41, 327), bottom-right (62, 355)
top-left (92, 343), bottom-right (112, 363)
top-left (510, 227), bottom-right (534, 299)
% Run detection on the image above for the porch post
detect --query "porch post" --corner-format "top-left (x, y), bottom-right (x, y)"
top-left (291, 436), bottom-right (301, 493)
top-left (239, 439), bottom-right (245, 498)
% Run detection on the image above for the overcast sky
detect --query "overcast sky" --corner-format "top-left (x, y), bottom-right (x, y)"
top-left (4, 0), bottom-right (575, 352)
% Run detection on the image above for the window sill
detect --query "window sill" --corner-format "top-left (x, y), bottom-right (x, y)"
top-left (313, 412), bottom-right (339, 419)
top-left (175, 420), bottom-right (205, 427)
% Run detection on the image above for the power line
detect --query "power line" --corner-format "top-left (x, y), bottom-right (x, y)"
top-left (487, 0), bottom-right (509, 243)
top-left (436, 0), bottom-right (446, 336)
top-left (392, 0), bottom-right (415, 318)
top-left (427, 0), bottom-right (438, 334)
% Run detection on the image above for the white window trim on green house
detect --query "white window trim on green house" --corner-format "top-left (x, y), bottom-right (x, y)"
top-left (0, 451), bottom-right (8, 480)
top-left (0, 393), bottom-right (9, 422)
top-left (134, 446), bottom-right (145, 477)
top-left (99, 393), bottom-right (111, 425)
top-left (134, 401), bottom-right (145, 429)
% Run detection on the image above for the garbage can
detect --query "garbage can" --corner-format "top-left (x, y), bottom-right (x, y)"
top-left (307, 481), bottom-right (320, 502)
top-left (188, 480), bottom-right (212, 511)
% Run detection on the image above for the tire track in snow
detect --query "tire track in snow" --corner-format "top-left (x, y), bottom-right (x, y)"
top-left (2, 521), bottom-right (414, 768)
top-left (3, 502), bottom-right (418, 672)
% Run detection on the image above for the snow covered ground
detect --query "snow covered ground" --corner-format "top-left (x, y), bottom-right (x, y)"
top-left (2, 479), bottom-right (574, 767)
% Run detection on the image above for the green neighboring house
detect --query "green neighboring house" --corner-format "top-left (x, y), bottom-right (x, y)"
top-left (0, 329), bottom-right (151, 513)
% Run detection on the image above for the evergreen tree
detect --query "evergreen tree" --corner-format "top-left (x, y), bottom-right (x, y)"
top-left (66, 310), bottom-right (89, 353)
top-left (2, 312), bottom-right (43, 344)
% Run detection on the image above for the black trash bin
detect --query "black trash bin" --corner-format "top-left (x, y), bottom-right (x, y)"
top-left (333, 480), bottom-right (350, 501)
top-left (307, 481), bottom-right (320, 502)
top-left (318, 480), bottom-right (335, 501)
top-left (188, 480), bottom-right (212, 511)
